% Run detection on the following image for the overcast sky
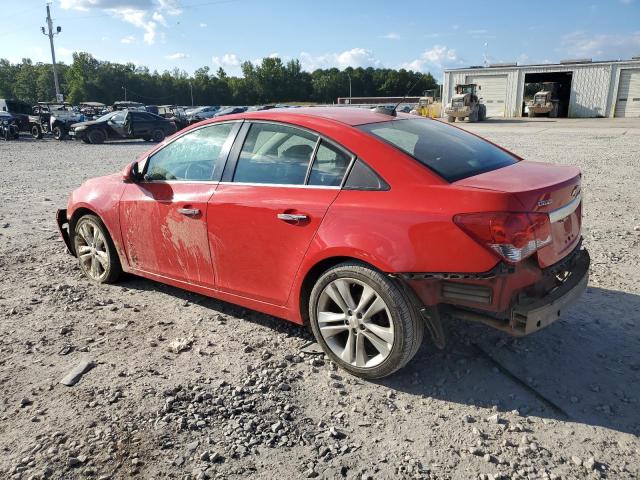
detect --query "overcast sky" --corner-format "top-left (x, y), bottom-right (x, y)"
top-left (1, 0), bottom-right (639, 77)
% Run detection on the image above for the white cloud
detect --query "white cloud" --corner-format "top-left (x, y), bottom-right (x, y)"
top-left (401, 45), bottom-right (459, 71)
top-left (561, 31), bottom-right (640, 59)
top-left (199, 22), bottom-right (207, 27)
top-left (166, 52), bottom-right (188, 60)
top-left (383, 32), bottom-right (400, 40)
top-left (299, 48), bottom-right (380, 70)
top-left (57, 47), bottom-right (75, 60)
top-left (212, 53), bottom-right (241, 68)
top-left (120, 35), bottom-right (136, 44)
top-left (152, 11), bottom-right (166, 26)
top-left (60, 0), bottom-right (181, 45)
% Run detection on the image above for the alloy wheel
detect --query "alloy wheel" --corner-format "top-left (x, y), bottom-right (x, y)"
top-left (316, 278), bottom-right (395, 368)
top-left (76, 221), bottom-right (110, 282)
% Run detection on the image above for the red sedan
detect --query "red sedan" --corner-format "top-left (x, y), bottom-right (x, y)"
top-left (57, 107), bottom-right (589, 379)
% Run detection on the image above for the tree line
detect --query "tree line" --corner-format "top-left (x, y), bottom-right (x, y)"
top-left (0, 52), bottom-right (439, 106)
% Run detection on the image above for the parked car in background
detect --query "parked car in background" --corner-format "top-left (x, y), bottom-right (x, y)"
top-left (29, 102), bottom-right (83, 140)
top-left (213, 106), bottom-right (247, 117)
top-left (145, 105), bottom-right (159, 115)
top-left (157, 105), bottom-right (189, 130)
top-left (247, 105), bottom-right (277, 111)
top-left (112, 101), bottom-right (146, 111)
top-left (79, 102), bottom-right (107, 121)
top-left (69, 109), bottom-right (176, 144)
top-left (0, 111), bottom-right (20, 140)
top-left (0, 98), bottom-right (32, 131)
top-left (56, 107), bottom-right (588, 379)
top-left (186, 105), bottom-right (219, 124)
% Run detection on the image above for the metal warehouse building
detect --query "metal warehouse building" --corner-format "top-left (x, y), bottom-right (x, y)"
top-left (443, 58), bottom-right (640, 118)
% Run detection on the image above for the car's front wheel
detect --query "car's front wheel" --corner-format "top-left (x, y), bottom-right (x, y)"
top-left (73, 214), bottom-right (122, 284)
top-left (309, 262), bottom-right (424, 379)
top-left (88, 129), bottom-right (106, 144)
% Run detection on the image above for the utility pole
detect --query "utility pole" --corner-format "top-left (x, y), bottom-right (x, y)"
top-left (347, 73), bottom-right (352, 102)
top-left (122, 86), bottom-right (127, 101)
top-left (41, 3), bottom-right (62, 100)
top-left (189, 81), bottom-right (194, 106)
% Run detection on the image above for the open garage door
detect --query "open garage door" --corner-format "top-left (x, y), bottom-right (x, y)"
top-left (615, 69), bottom-right (640, 117)
top-left (467, 74), bottom-right (507, 117)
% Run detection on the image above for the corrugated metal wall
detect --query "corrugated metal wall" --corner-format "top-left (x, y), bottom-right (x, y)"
top-left (442, 61), bottom-right (640, 118)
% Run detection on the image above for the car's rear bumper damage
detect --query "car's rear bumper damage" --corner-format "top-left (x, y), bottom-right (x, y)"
top-left (399, 242), bottom-right (590, 336)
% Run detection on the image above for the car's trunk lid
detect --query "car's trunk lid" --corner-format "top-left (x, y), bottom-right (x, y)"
top-left (455, 161), bottom-right (582, 268)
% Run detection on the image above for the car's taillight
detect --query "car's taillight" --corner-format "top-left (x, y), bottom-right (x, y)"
top-left (453, 212), bottom-right (552, 263)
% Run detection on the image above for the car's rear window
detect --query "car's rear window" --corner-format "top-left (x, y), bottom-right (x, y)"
top-left (358, 118), bottom-right (517, 182)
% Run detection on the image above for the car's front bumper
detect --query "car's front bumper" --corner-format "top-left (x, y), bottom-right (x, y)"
top-left (401, 244), bottom-right (590, 336)
top-left (56, 209), bottom-right (75, 255)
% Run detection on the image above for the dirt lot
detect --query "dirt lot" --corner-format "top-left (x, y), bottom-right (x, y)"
top-left (1, 117), bottom-right (639, 480)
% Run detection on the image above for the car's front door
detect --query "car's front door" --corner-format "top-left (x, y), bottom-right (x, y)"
top-left (207, 121), bottom-right (353, 305)
top-left (119, 121), bottom-right (240, 285)
top-left (107, 110), bottom-right (128, 138)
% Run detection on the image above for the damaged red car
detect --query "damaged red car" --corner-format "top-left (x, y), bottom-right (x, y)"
top-left (57, 107), bottom-right (589, 379)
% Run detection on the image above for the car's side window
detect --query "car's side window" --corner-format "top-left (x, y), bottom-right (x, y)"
top-left (233, 123), bottom-right (318, 185)
top-left (145, 123), bottom-right (234, 181)
top-left (308, 140), bottom-right (351, 186)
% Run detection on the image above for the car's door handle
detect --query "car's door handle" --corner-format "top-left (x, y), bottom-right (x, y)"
top-left (277, 213), bottom-right (308, 223)
top-left (178, 207), bottom-right (201, 216)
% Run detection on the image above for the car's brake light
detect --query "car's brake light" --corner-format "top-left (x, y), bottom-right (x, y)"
top-left (453, 212), bottom-right (552, 263)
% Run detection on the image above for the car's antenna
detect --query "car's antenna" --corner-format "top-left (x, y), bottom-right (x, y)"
top-left (392, 77), bottom-right (422, 115)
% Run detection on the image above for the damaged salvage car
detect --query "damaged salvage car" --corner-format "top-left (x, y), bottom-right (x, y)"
top-left (69, 109), bottom-right (177, 144)
top-left (57, 107), bottom-right (589, 379)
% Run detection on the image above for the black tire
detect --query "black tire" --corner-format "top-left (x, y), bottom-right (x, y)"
top-left (88, 129), bottom-right (106, 144)
top-left (479, 104), bottom-right (487, 121)
top-left (308, 262), bottom-right (424, 379)
top-left (31, 124), bottom-right (43, 139)
top-left (52, 125), bottom-right (64, 140)
top-left (447, 115), bottom-right (456, 123)
top-left (152, 129), bottom-right (165, 142)
top-left (81, 137), bottom-right (91, 144)
top-left (72, 214), bottom-right (122, 284)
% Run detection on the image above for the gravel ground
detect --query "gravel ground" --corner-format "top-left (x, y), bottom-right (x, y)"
top-left (0, 117), bottom-right (639, 480)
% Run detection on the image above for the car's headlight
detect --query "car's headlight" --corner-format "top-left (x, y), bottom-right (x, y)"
top-left (74, 126), bottom-right (87, 131)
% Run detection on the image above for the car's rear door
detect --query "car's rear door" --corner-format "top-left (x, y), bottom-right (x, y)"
top-left (119, 121), bottom-right (241, 285)
top-left (207, 121), bottom-right (353, 305)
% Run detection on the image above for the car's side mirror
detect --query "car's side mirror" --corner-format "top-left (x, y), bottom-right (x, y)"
top-left (122, 161), bottom-right (141, 183)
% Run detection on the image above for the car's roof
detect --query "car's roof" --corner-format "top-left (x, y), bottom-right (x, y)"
top-left (231, 106), bottom-right (409, 126)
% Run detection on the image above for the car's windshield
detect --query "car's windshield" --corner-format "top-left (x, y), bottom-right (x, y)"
top-left (95, 112), bottom-right (116, 122)
top-left (358, 118), bottom-right (518, 182)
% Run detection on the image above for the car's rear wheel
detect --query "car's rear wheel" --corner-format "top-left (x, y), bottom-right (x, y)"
top-left (309, 262), bottom-right (423, 379)
top-left (152, 129), bottom-right (165, 142)
top-left (73, 214), bottom-right (122, 284)
top-left (447, 116), bottom-right (455, 123)
top-left (31, 124), bottom-right (42, 139)
top-left (88, 129), bottom-right (106, 144)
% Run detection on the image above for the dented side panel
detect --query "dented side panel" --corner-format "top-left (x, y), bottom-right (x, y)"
top-left (119, 181), bottom-right (217, 286)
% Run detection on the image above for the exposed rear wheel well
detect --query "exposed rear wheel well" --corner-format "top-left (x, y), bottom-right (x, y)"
top-left (69, 207), bottom-right (99, 233)
top-left (299, 256), bottom-right (380, 326)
